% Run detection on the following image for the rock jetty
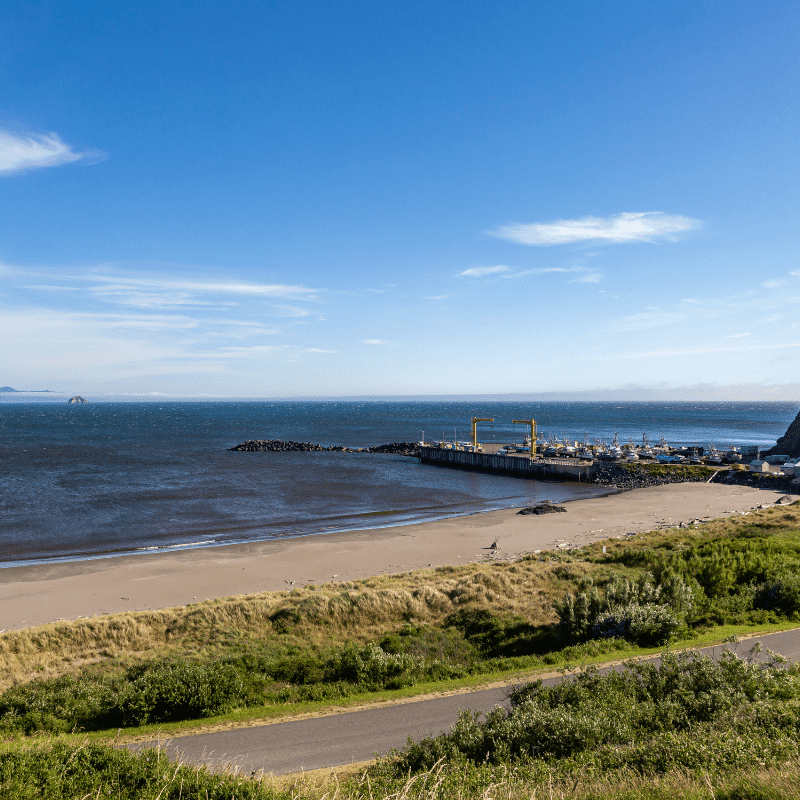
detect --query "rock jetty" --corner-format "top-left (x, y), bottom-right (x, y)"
top-left (592, 462), bottom-right (799, 493)
top-left (590, 463), bottom-right (714, 490)
top-left (229, 440), bottom-right (419, 456)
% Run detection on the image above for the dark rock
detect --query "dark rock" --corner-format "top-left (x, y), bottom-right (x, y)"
top-left (591, 463), bottom-right (713, 490)
top-left (228, 439), bottom-right (420, 456)
top-left (589, 462), bottom-right (798, 493)
top-left (68, 396), bottom-right (87, 403)
top-left (519, 501), bottom-right (567, 515)
top-left (765, 409), bottom-right (800, 459)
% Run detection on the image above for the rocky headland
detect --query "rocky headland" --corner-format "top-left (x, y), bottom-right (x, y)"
top-left (765, 408), bottom-right (800, 459)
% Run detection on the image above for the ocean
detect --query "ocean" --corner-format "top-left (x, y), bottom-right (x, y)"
top-left (1, 397), bottom-right (796, 567)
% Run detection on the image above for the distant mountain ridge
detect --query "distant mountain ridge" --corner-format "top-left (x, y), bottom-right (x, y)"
top-left (0, 387), bottom-right (53, 393)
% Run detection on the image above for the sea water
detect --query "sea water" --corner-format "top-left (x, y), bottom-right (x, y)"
top-left (0, 398), bottom-right (795, 567)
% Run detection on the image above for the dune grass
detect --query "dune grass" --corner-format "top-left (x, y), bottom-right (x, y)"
top-left (0, 557), bottom-right (589, 691)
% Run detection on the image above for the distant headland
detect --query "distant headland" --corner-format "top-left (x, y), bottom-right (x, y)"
top-left (0, 387), bottom-right (54, 393)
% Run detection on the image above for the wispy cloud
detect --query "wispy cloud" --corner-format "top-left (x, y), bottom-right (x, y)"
top-left (270, 304), bottom-right (313, 318)
top-left (489, 211), bottom-right (700, 246)
top-left (305, 348), bottom-right (338, 353)
top-left (459, 265), bottom-right (602, 283)
top-left (84, 273), bottom-right (319, 299)
top-left (762, 279), bottom-right (787, 289)
top-left (19, 268), bottom-right (321, 311)
top-left (458, 265), bottom-right (510, 277)
top-left (211, 345), bottom-right (287, 358)
top-left (0, 307), bottom-right (320, 380)
top-left (511, 267), bottom-right (583, 277)
top-left (0, 129), bottom-right (103, 175)
top-left (364, 339), bottom-right (389, 345)
top-left (726, 332), bottom-right (751, 338)
top-left (615, 310), bottom-right (689, 332)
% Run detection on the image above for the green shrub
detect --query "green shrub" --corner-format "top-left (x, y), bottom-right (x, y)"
top-left (379, 625), bottom-right (478, 665)
top-left (0, 674), bottom-right (122, 734)
top-left (322, 642), bottom-right (422, 690)
top-left (118, 660), bottom-right (246, 726)
top-left (386, 650), bottom-right (800, 775)
top-left (0, 741), bottom-right (285, 799)
top-left (755, 572), bottom-right (800, 616)
top-left (0, 660), bottom-right (247, 732)
top-left (555, 573), bottom-right (693, 645)
top-left (592, 603), bottom-right (681, 647)
top-left (443, 609), bottom-right (546, 657)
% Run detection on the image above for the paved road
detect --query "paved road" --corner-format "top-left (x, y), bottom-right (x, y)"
top-left (146, 629), bottom-right (800, 776)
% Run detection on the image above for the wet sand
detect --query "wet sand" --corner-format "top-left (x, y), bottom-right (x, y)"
top-left (0, 482), bottom-right (795, 631)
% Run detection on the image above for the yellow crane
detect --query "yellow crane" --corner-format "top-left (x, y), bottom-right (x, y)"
top-left (471, 417), bottom-right (494, 447)
top-left (512, 419), bottom-right (537, 456)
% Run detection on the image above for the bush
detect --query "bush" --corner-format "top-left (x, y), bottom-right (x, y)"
top-left (323, 642), bottom-right (422, 690)
top-left (0, 674), bottom-right (122, 734)
top-left (0, 660), bottom-right (247, 733)
top-left (444, 609), bottom-right (543, 657)
top-left (0, 741), bottom-right (284, 799)
top-left (119, 660), bottom-right (246, 726)
top-left (379, 625), bottom-right (478, 665)
top-left (592, 603), bottom-right (682, 647)
top-left (386, 650), bottom-right (800, 775)
top-left (755, 572), bottom-right (800, 617)
top-left (554, 572), bottom-right (693, 645)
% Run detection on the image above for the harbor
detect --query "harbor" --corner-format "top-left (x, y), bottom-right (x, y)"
top-left (417, 416), bottom-right (796, 482)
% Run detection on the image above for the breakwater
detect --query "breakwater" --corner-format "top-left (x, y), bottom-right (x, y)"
top-left (229, 439), bottom-right (419, 456)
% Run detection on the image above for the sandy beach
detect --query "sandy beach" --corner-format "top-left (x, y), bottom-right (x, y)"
top-left (0, 482), bottom-right (795, 631)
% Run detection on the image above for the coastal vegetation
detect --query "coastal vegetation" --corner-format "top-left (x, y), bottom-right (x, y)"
top-left (7, 737), bottom-right (800, 799)
top-left (2, 500), bottom-right (800, 797)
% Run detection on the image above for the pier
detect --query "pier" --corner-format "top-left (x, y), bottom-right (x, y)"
top-left (419, 444), bottom-right (594, 481)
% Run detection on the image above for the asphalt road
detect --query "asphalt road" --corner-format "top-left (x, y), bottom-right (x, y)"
top-left (145, 629), bottom-right (800, 776)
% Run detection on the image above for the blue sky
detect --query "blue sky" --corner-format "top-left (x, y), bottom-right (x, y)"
top-left (2, 0), bottom-right (799, 397)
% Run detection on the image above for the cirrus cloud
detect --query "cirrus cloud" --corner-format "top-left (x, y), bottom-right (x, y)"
top-left (488, 211), bottom-right (700, 246)
top-left (457, 265), bottom-right (510, 277)
top-left (0, 129), bottom-right (104, 175)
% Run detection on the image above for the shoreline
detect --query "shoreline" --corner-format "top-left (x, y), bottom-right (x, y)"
top-left (0, 483), bottom-right (612, 572)
top-left (0, 482), bottom-right (795, 631)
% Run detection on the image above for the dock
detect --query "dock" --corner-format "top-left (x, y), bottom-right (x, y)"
top-left (419, 444), bottom-right (594, 481)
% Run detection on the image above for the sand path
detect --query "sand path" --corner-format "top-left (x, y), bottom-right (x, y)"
top-left (0, 482), bottom-right (794, 630)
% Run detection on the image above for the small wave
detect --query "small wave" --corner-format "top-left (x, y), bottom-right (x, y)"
top-left (136, 539), bottom-right (216, 552)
